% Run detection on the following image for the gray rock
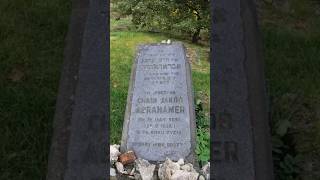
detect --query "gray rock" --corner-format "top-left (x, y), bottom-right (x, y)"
top-left (180, 163), bottom-right (194, 172)
top-left (198, 175), bottom-right (206, 180)
top-left (135, 159), bottom-right (156, 180)
top-left (201, 162), bottom-right (210, 179)
top-left (115, 162), bottom-right (127, 174)
top-left (130, 167), bottom-right (136, 175)
top-left (177, 159), bottom-right (184, 166)
top-left (110, 144), bottom-right (121, 164)
top-left (110, 168), bottom-right (117, 177)
top-left (158, 158), bottom-right (181, 180)
top-left (170, 170), bottom-right (199, 180)
top-left (134, 173), bottom-right (142, 180)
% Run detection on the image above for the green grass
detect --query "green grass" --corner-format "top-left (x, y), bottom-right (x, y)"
top-left (263, 26), bottom-right (320, 180)
top-left (0, 0), bottom-right (71, 179)
top-left (110, 22), bottom-right (210, 144)
top-left (259, 1), bottom-right (320, 178)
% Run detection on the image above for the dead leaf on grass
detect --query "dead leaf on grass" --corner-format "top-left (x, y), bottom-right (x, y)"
top-left (8, 66), bottom-right (25, 82)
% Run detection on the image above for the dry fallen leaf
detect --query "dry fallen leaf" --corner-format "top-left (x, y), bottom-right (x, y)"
top-left (8, 66), bottom-right (25, 82)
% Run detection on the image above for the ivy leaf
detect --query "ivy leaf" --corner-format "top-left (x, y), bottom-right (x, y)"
top-left (276, 119), bottom-right (291, 137)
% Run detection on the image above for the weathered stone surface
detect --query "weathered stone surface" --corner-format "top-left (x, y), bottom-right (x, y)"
top-left (157, 158), bottom-right (199, 180)
top-left (46, 0), bottom-right (108, 180)
top-left (200, 162), bottom-right (210, 180)
top-left (170, 170), bottom-right (198, 180)
top-left (176, 159), bottom-right (184, 166)
top-left (158, 158), bottom-right (181, 180)
top-left (180, 164), bottom-right (194, 172)
top-left (212, 0), bottom-right (274, 179)
top-left (110, 144), bottom-right (121, 163)
top-left (121, 42), bottom-right (196, 163)
top-left (135, 159), bottom-right (156, 180)
top-left (116, 162), bottom-right (127, 174)
top-left (110, 168), bottom-right (117, 177)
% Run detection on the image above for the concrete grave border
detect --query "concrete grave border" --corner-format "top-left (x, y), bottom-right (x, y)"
top-left (211, 0), bottom-right (274, 179)
top-left (46, 0), bottom-right (109, 179)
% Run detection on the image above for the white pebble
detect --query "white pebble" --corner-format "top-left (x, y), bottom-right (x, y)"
top-left (110, 144), bottom-right (121, 164)
top-left (110, 168), bottom-right (116, 177)
top-left (177, 158), bottom-right (184, 166)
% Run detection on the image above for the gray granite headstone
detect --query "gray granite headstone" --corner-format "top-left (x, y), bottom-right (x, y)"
top-left (121, 42), bottom-right (196, 163)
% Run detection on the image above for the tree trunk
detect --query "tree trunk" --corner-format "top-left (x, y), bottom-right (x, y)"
top-left (192, 28), bottom-right (201, 43)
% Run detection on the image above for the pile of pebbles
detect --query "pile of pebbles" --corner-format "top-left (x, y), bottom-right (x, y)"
top-left (110, 144), bottom-right (210, 180)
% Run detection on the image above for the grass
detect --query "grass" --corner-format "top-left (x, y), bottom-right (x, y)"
top-left (0, 0), bottom-right (71, 179)
top-left (263, 26), bottom-right (320, 180)
top-left (259, 1), bottom-right (320, 179)
top-left (110, 18), bottom-right (210, 144)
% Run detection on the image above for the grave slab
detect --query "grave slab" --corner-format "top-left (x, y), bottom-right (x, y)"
top-left (120, 42), bottom-right (197, 164)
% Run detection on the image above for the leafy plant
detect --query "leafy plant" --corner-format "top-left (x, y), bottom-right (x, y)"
top-left (196, 128), bottom-right (210, 162)
top-left (278, 154), bottom-right (301, 180)
top-left (195, 99), bottom-right (210, 164)
top-left (195, 99), bottom-right (209, 128)
top-left (114, 0), bottom-right (210, 43)
top-left (270, 93), bottom-right (302, 180)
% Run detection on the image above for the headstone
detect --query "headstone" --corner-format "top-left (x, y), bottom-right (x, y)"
top-left (121, 42), bottom-right (196, 163)
top-left (212, 0), bottom-right (274, 179)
